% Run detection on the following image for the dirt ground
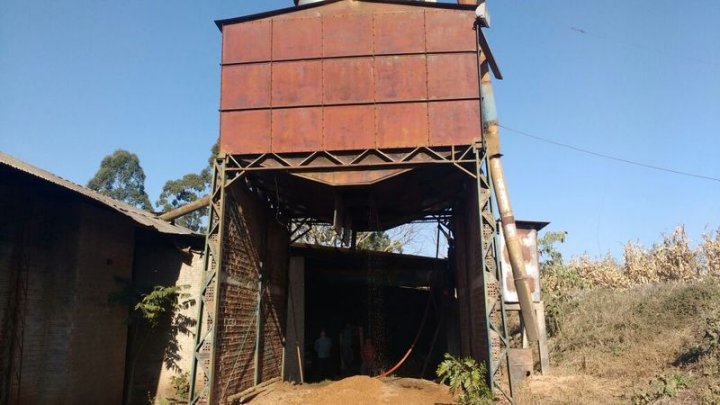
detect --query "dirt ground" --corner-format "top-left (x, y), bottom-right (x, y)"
top-left (247, 376), bottom-right (455, 405)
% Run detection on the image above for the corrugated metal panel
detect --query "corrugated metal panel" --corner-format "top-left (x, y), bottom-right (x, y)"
top-left (0, 152), bottom-right (194, 235)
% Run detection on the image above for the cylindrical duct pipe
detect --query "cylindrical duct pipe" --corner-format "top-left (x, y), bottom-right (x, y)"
top-left (295, 0), bottom-right (325, 5)
top-left (478, 36), bottom-right (540, 342)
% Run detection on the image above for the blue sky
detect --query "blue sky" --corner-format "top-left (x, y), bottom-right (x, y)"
top-left (1, 0), bottom-right (718, 258)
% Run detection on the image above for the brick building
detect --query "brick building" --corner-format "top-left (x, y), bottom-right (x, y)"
top-left (0, 152), bottom-right (202, 404)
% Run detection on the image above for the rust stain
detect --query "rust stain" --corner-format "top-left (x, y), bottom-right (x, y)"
top-left (374, 11), bottom-right (426, 55)
top-left (323, 14), bottom-right (374, 57)
top-left (220, 110), bottom-right (271, 154)
top-left (221, 64), bottom-right (271, 110)
top-left (427, 53), bottom-right (479, 100)
top-left (222, 20), bottom-right (271, 64)
top-left (271, 107), bottom-right (323, 153)
top-left (375, 55), bottom-right (427, 102)
top-left (272, 17), bottom-right (322, 60)
top-left (425, 11), bottom-right (477, 53)
top-left (428, 101), bottom-right (481, 146)
top-left (323, 105), bottom-right (376, 150)
top-left (272, 61), bottom-right (323, 107)
top-left (376, 103), bottom-right (429, 148)
top-left (323, 58), bottom-right (375, 104)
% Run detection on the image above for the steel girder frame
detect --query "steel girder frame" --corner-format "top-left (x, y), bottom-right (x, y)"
top-left (190, 155), bottom-right (230, 405)
top-left (474, 144), bottom-right (514, 402)
top-left (189, 146), bottom-right (512, 404)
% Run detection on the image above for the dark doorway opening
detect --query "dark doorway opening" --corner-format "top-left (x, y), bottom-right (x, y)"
top-left (300, 247), bottom-right (448, 382)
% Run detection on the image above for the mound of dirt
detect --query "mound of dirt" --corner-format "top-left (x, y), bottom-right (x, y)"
top-left (247, 376), bottom-right (454, 405)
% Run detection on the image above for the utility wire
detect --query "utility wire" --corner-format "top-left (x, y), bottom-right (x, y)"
top-left (499, 124), bottom-right (720, 184)
top-left (509, 1), bottom-right (720, 70)
top-left (566, 24), bottom-right (720, 70)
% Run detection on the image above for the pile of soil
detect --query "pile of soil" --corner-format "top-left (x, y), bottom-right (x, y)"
top-left (247, 376), bottom-right (454, 405)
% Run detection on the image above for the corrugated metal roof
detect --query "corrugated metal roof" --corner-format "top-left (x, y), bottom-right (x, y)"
top-left (0, 152), bottom-right (195, 236)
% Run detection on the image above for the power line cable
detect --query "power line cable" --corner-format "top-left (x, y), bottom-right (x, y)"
top-left (499, 124), bottom-right (720, 183)
top-left (508, 1), bottom-right (720, 70)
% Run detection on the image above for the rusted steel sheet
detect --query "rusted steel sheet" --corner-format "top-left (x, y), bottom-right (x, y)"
top-left (219, 2), bottom-right (481, 155)
top-left (375, 55), bottom-right (427, 102)
top-left (272, 61), bottom-right (323, 107)
top-left (271, 107), bottom-right (323, 153)
top-left (425, 11), bottom-right (477, 53)
top-left (374, 11), bottom-right (426, 55)
top-left (376, 103), bottom-right (429, 148)
top-left (222, 20), bottom-right (271, 64)
top-left (323, 105), bottom-right (376, 150)
top-left (221, 64), bottom-right (271, 110)
top-left (273, 17), bottom-right (322, 60)
top-left (428, 54), bottom-right (479, 100)
top-left (323, 13), bottom-right (374, 57)
top-left (220, 110), bottom-right (271, 154)
top-left (323, 58), bottom-right (375, 104)
top-left (428, 100), bottom-right (481, 146)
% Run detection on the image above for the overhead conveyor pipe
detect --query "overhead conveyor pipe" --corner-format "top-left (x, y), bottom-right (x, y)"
top-left (158, 195), bottom-right (211, 222)
top-left (477, 25), bottom-right (540, 342)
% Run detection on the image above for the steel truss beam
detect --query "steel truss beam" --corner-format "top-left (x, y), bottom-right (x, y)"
top-left (190, 145), bottom-right (511, 404)
top-left (474, 144), bottom-right (514, 403)
top-left (223, 145), bottom-right (477, 173)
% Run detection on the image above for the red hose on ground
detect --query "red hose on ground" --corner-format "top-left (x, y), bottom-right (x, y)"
top-left (375, 293), bottom-right (433, 379)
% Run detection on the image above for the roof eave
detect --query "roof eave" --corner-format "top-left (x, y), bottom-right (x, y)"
top-left (215, 0), bottom-right (476, 31)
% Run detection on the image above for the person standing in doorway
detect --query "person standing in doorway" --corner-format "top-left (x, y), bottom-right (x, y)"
top-left (360, 337), bottom-right (376, 376)
top-left (340, 322), bottom-right (355, 374)
top-left (314, 329), bottom-right (332, 380)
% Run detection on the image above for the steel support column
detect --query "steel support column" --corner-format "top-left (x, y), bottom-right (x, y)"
top-left (190, 156), bottom-right (230, 404)
top-left (474, 144), bottom-right (514, 402)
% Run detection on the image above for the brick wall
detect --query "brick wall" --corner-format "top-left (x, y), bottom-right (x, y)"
top-left (64, 203), bottom-right (135, 403)
top-left (0, 183), bottom-right (14, 401)
top-left (0, 172), bottom-right (134, 404)
top-left (129, 230), bottom-right (204, 403)
top-left (213, 184), bottom-right (289, 401)
top-left (452, 182), bottom-right (491, 364)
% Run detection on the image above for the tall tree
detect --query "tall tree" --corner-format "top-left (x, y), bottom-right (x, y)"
top-left (87, 149), bottom-right (152, 210)
top-left (156, 143), bottom-right (218, 232)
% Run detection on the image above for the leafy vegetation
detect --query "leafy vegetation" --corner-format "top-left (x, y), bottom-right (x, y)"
top-left (156, 143), bottom-right (217, 232)
top-left (87, 149), bottom-right (153, 210)
top-left (89, 144), bottom-right (218, 231)
top-left (517, 227), bottom-right (720, 404)
top-left (296, 224), bottom-right (416, 253)
top-left (111, 281), bottom-right (195, 405)
top-left (170, 372), bottom-right (190, 402)
top-left (436, 353), bottom-right (493, 405)
top-left (630, 373), bottom-right (689, 404)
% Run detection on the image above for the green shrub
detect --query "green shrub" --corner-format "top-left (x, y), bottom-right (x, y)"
top-left (170, 373), bottom-right (190, 402)
top-left (436, 353), bottom-right (493, 405)
top-left (630, 373), bottom-right (689, 404)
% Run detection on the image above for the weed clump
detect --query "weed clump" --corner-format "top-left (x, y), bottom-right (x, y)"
top-left (436, 354), bottom-right (493, 405)
top-left (630, 373), bottom-right (689, 404)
